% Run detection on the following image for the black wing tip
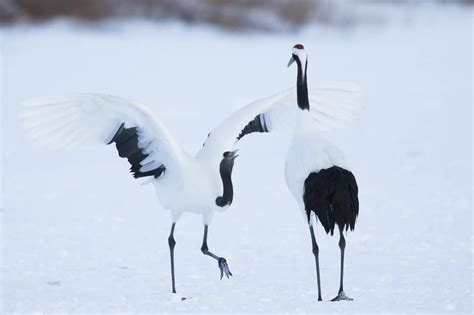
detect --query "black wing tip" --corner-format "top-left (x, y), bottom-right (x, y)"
top-left (108, 123), bottom-right (166, 180)
top-left (107, 122), bottom-right (125, 145)
top-left (131, 165), bottom-right (166, 179)
top-left (236, 114), bottom-right (269, 141)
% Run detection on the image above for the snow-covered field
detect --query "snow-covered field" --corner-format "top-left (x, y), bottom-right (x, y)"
top-left (1, 5), bottom-right (472, 314)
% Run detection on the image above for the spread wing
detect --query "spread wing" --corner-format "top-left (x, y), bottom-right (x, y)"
top-left (196, 82), bottom-right (360, 165)
top-left (20, 94), bottom-right (187, 179)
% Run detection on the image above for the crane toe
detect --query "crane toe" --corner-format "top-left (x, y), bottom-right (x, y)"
top-left (218, 258), bottom-right (233, 279)
top-left (330, 291), bottom-right (353, 302)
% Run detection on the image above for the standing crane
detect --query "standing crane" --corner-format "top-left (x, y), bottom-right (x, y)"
top-left (286, 44), bottom-right (359, 301)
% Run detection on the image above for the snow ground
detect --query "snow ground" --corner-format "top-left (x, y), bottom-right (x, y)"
top-left (1, 5), bottom-right (472, 314)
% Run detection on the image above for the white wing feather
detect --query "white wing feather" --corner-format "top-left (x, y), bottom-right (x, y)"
top-left (197, 82), bottom-right (361, 164)
top-left (20, 94), bottom-right (186, 172)
top-left (308, 81), bottom-right (361, 128)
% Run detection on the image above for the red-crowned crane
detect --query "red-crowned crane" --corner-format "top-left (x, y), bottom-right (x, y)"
top-left (286, 44), bottom-right (359, 301)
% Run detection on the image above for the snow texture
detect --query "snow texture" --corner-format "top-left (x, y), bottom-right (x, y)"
top-left (1, 5), bottom-right (472, 314)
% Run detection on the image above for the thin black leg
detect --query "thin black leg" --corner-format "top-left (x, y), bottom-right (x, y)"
top-left (331, 226), bottom-right (353, 301)
top-left (338, 227), bottom-right (345, 294)
top-left (309, 225), bottom-right (323, 301)
top-left (201, 225), bottom-right (232, 279)
top-left (168, 223), bottom-right (177, 294)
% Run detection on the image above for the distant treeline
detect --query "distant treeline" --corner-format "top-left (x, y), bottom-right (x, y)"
top-left (0, 0), bottom-right (472, 31)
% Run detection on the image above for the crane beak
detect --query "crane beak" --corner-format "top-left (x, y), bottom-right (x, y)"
top-left (287, 55), bottom-right (295, 67)
top-left (224, 150), bottom-right (239, 160)
top-left (229, 149), bottom-right (239, 160)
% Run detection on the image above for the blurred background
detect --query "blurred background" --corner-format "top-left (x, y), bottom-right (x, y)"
top-left (1, 0), bottom-right (472, 314)
top-left (1, 0), bottom-right (472, 31)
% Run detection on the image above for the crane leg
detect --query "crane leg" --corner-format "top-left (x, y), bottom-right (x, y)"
top-left (309, 225), bottom-right (323, 301)
top-left (168, 223), bottom-right (178, 295)
top-left (331, 226), bottom-right (353, 301)
top-left (201, 225), bottom-right (232, 279)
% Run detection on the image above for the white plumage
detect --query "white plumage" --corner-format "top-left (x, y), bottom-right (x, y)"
top-left (285, 113), bottom-right (348, 218)
top-left (20, 81), bottom-right (359, 297)
top-left (286, 44), bottom-right (360, 302)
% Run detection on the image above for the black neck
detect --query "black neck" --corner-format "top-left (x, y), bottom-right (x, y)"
top-left (295, 57), bottom-right (310, 111)
top-left (215, 152), bottom-right (236, 207)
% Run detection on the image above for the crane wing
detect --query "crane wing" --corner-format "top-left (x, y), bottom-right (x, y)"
top-left (197, 82), bottom-right (360, 164)
top-left (20, 94), bottom-right (186, 179)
